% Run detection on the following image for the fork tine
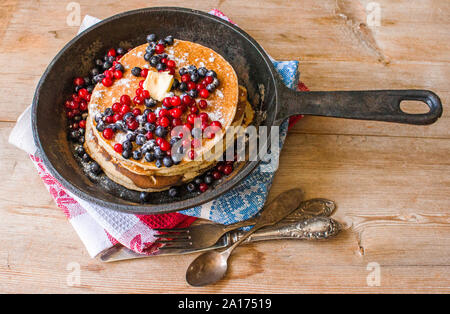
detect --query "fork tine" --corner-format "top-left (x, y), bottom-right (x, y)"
top-left (154, 233), bottom-right (191, 239)
top-left (153, 228), bottom-right (189, 233)
top-left (159, 245), bottom-right (191, 250)
top-left (155, 239), bottom-right (192, 245)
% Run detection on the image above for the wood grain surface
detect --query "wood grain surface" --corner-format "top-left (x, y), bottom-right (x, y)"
top-left (0, 0), bottom-right (449, 293)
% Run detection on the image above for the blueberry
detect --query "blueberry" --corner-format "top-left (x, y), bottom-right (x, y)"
top-left (187, 65), bottom-right (197, 72)
top-left (74, 85), bottom-right (82, 93)
top-left (131, 67), bottom-right (142, 77)
top-left (198, 67), bottom-right (208, 77)
top-left (212, 78), bottom-right (220, 87)
top-left (82, 153), bottom-right (91, 162)
top-left (140, 191), bottom-right (150, 203)
top-left (104, 108), bottom-right (113, 116)
top-left (168, 187), bottom-right (178, 197)
top-left (171, 78), bottom-right (179, 90)
top-left (122, 150), bottom-right (131, 159)
top-left (96, 121), bottom-right (106, 132)
top-left (142, 140), bottom-right (157, 153)
top-left (179, 82), bottom-right (187, 92)
top-left (186, 183), bottom-right (196, 193)
top-left (155, 159), bottom-right (163, 168)
top-left (144, 52), bottom-right (152, 61)
top-left (136, 115), bottom-right (147, 124)
top-left (143, 109), bottom-right (152, 117)
top-left (94, 113), bottom-right (103, 123)
top-left (95, 59), bottom-right (103, 68)
top-left (179, 68), bottom-right (187, 76)
top-left (116, 47), bottom-right (125, 55)
top-left (86, 85), bottom-right (95, 93)
top-left (107, 56), bottom-right (116, 63)
top-left (206, 84), bottom-right (216, 92)
top-left (160, 53), bottom-right (168, 59)
top-left (91, 68), bottom-right (100, 77)
top-left (93, 74), bottom-right (105, 83)
top-left (188, 89), bottom-right (198, 98)
top-left (154, 147), bottom-right (165, 159)
top-left (115, 121), bottom-right (126, 131)
top-left (78, 137), bottom-right (85, 144)
top-left (123, 112), bottom-right (134, 121)
top-left (163, 156), bottom-right (174, 167)
top-left (103, 61), bottom-right (112, 70)
top-left (190, 73), bottom-right (199, 82)
top-left (150, 56), bottom-right (160, 67)
top-left (126, 132), bottom-right (136, 142)
top-left (132, 150), bottom-right (142, 160)
top-left (155, 126), bottom-right (168, 138)
top-left (194, 177), bottom-right (203, 185)
top-left (122, 140), bottom-right (132, 151)
top-left (157, 39), bottom-right (166, 46)
top-left (204, 175), bottom-right (214, 185)
top-left (156, 63), bottom-right (166, 71)
top-left (75, 145), bottom-right (85, 156)
top-left (114, 63), bottom-right (124, 72)
top-left (164, 35), bottom-right (174, 45)
top-left (145, 122), bottom-right (156, 132)
top-left (90, 162), bottom-right (101, 175)
top-left (136, 127), bottom-right (146, 135)
top-left (83, 77), bottom-right (91, 85)
top-left (146, 34), bottom-right (157, 43)
top-left (145, 98), bottom-right (157, 108)
top-left (144, 151), bottom-right (155, 162)
top-left (206, 70), bottom-right (217, 77)
top-left (146, 44), bottom-right (156, 53)
top-left (136, 134), bottom-right (146, 146)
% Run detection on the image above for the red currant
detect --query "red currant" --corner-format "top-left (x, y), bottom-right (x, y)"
top-left (102, 77), bottom-right (113, 87)
top-left (166, 60), bottom-right (176, 68)
top-left (141, 68), bottom-right (149, 78)
top-left (105, 116), bottom-right (114, 124)
top-left (198, 100), bottom-right (208, 110)
top-left (159, 116), bottom-right (170, 127)
top-left (73, 77), bottom-right (85, 86)
top-left (199, 183), bottom-right (208, 192)
top-left (127, 119), bottom-right (139, 130)
top-left (107, 48), bottom-right (116, 57)
top-left (120, 95), bottom-right (131, 106)
top-left (205, 76), bottom-right (214, 84)
top-left (147, 112), bottom-right (156, 123)
top-left (210, 121), bottom-right (222, 128)
top-left (199, 89), bottom-right (209, 98)
top-left (182, 95), bottom-right (193, 105)
top-left (222, 165), bottom-right (233, 175)
top-left (112, 102), bottom-right (121, 113)
top-left (78, 120), bottom-right (86, 129)
top-left (181, 73), bottom-right (191, 83)
top-left (103, 128), bottom-right (114, 140)
top-left (170, 107), bottom-right (182, 118)
top-left (113, 70), bottom-right (123, 79)
top-left (187, 82), bottom-right (196, 90)
top-left (120, 105), bottom-right (131, 115)
top-left (145, 131), bottom-right (153, 140)
top-left (132, 108), bottom-right (142, 116)
top-left (114, 143), bottom-right (123, 153)
top-left (159, 139), bottom-right (171, 151)
top-left (155, 44), bottom-right (165, 54)
top-left (133, 96), bottom-right (143, 105)
top-left (170, 96), bottom-right (181, 107)
top-left (159, 108), bottom-right (169, 117)
top-left (113, 113), bottom-right (123, 122)
top-left (212, 171), bottom-right (222, 180)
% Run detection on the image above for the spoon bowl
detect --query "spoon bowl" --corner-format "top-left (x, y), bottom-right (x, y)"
top-left (186, 250), bottom-right (229, 287)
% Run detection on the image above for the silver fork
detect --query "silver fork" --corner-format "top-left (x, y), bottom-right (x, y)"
top-left (154, 198), bottom-right (336, 250)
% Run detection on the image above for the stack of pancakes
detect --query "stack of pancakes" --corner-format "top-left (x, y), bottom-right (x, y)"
top-left (84, 40), bottom-right (254, 192)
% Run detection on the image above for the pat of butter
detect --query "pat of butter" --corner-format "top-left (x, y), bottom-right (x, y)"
top-left (142, 71), bottom-right (174, 101)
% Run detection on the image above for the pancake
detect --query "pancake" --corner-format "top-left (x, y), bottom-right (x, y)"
top-left (85, 38), bottom-right (253, 192)
top-left (87, 39), bottom-right (238, 174)
top-left (84, 88), bottom-right (253, 191)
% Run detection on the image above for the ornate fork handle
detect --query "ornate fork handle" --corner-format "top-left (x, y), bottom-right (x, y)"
top-left (231, 217), bottom-right (342, 243)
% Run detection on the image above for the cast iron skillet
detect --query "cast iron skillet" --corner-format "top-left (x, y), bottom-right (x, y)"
top-left (32, 7), bottom-right (443, 214)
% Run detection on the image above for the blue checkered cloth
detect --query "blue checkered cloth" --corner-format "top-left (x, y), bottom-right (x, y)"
top-left (181, 60), bottom-right (299, 224)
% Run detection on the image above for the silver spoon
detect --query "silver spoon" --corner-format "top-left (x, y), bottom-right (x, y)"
top-left (185, 188), bottom-right (304, 286)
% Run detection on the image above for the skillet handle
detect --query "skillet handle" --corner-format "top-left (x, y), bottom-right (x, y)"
top-left (276, 86), bottom-right (442, 125)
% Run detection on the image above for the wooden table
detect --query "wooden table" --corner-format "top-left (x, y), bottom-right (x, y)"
top-left (1, 0), bottom-right (448, 293)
